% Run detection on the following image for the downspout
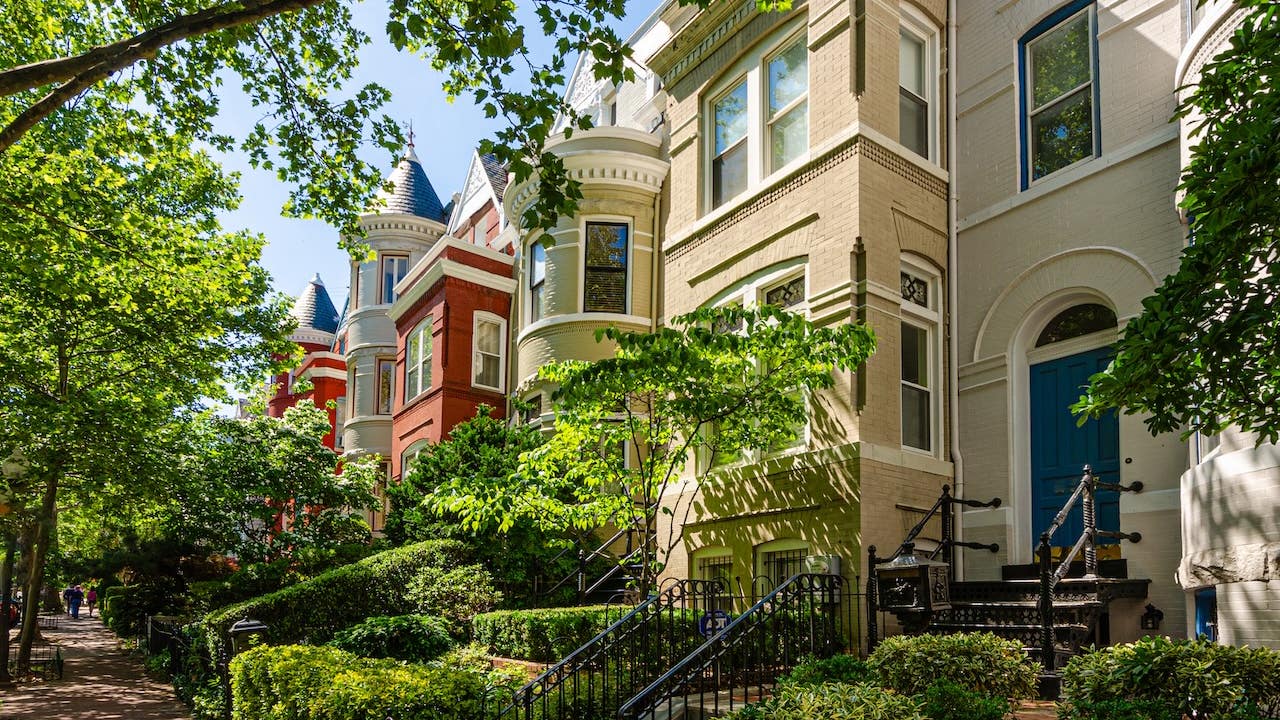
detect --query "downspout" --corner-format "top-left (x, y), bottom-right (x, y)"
top-left (946, 0), bottom-right (965, 580)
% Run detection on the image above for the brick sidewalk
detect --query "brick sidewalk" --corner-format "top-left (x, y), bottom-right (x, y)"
top-left (1, 616), bottom-right (191, 719)
top-left (1014, 700), bottom-right (1060, 719)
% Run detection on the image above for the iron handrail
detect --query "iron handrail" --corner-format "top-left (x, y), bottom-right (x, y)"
top-left (496, 577), bottom-right (723, 720)
top-left (616, 573), bottom-right (849, 720)
top-left (891, 484), bottom-right (1002, 562)
top-left (1037, 464), bottom-right (1143, 675)
top-left (537, 510), bottom-right (657, 601)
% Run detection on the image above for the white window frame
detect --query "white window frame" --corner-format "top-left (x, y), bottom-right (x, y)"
top-left (579, 216), bottom-right (633, 315)
top-left (404, 315), bottom-right (433, 402)
top-left (471, 311), bottom-right (507, 393)
top-left (898, 6), bottom-right (940, 163)
top-left (380, 253), bottom-right (410, 305)
top-left (703, 20), bottom-right (809, 213)
top-left (1021, 3), bottom-right (1098, 188)
top-left (700, 263), bottom-right (810, 471)
top-left (899, 255), bottom-right (942, 457)
top-left (347, 361), bottom-right (358, 416)
top-left (401, 439), bottom-right (431, 480)
top-left (527, 238), bottom-right (547, 325)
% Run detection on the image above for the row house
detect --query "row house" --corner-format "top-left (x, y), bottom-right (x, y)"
top-left (267, 0), bottom-right (1277, 649)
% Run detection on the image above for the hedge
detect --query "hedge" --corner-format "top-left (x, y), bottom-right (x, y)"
top-left (329, 614), bottom-right (455, 662)
top-left (471, 605), bottom-right (624, 662)
top-left (867, 632), bottom-right (1039, 700)
top-left (202, 540), bottom-right (492, 663)
top-left (726, 682), bottom-right (925, 720)
top-left (230, 644), bottom-right (488, 720)
top-left (1060, 636), bottom-right (1280, 719)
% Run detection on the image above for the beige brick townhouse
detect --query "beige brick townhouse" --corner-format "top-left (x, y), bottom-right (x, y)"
top-left (494, 0), bottom-right (1279, 648)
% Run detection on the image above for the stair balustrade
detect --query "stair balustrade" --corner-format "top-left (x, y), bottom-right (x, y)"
top-left (617, 573), bottom-right (860, 720)
top-left (1036, 464), bottom-right (1143, 676)
top-left (495, 578), bottom-right (724, 720)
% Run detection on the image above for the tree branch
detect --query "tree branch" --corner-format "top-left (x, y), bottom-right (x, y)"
top-left (0, 0), bottom-right (327, 153)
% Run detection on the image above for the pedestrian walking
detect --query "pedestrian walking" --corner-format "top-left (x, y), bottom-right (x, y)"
top-left (62, 585), bottom-right (73, 616)
top-left (69, 584), bottom-right (84, 620)
top-left (86, 587), bottom-right (98, 617)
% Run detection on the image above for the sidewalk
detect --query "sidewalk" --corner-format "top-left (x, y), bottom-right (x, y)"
top-left (1, 615), bottom-right (191, 719)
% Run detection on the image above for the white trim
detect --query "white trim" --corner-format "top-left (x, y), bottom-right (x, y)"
top-left (300, 367), bottom-right (346, 382)
top-left (899, 255), bottom-right (942, 458)
top-left (579, 215), bottom-right (634, 315)
top-left (702, 17), bottom-right (809, 215)
top-left (471, 311), bottom-right (507, 393)
top-left (516, 312), bottom-right (652, 345)
top-left (403, 315), bottom-right (433, 404)
top-left (899, 4), bottom-right (941, 164)
top-left (388, 258), bottom-right (518, 322)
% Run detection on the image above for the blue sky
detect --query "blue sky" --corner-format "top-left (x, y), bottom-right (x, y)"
top-left (214, 1), bottom-right (651, 311)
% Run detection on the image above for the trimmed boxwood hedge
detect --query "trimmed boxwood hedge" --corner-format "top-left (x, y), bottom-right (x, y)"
top-left (203, 540), bottom-right (492, 666)
top-left (726, 682), bottom-right (925, 720)
top-left (1060, 636), bottom-right (1280, 719)
top-left (867, 631), bottom-right (1039, 700)
top-left (329, 614), bottom-right (455, 662)
top-left (230, 644), bottom-right (488, 720)
top-left (471, 605), bottom-right (624, 662)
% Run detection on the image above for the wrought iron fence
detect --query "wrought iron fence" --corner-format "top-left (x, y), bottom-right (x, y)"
top-left (616, 573), bottom-right (863, 720)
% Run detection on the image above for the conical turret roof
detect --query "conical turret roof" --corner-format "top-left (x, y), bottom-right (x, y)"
top-left (374, 143), bottom-right (447, 221)
top-left (291, 273), bottom-right (341, 335)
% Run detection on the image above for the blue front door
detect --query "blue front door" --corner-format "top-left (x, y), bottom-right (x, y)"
top-left (1030, 347), bottom-right (1120, 549)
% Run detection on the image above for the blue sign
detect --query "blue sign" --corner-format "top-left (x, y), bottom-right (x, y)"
top-left (698, 609), bottom-right (729, 638)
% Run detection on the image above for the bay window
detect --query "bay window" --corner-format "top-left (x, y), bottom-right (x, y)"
top-left (583, 221), bottom-right (629, 313)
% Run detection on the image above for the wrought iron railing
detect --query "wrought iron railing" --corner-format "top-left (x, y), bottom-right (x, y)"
top-left (616, 573), bottom-right (860, 720)
top-left (495, 578), bottom-right (724, 720)
top-left (1036, 464), bottom-right (1142, 673)
top-left (866, 484), bottom-right (1001, 651)
top-left (534, 513), bottom-right (656, 605)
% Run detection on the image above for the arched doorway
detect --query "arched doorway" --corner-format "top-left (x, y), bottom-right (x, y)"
top-left (1028, 303), bottom-right (1120, 550)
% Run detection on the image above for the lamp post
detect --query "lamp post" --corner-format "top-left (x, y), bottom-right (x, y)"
top-left (228, 618), bottom-right (269, 655)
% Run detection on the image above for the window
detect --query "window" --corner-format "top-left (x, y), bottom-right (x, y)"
top-left (522, 394), bottom-right (543, 425)
top-left (347, 362), bottom-right (358, 416)
top-left (900, 260), bottom-right (940, 453)
top-left (1035, 303), bottom-right (1117, 346)
top-left (376, 358), bottom-right (395, 415)
top-left (472, 313), bottom-right (505, 392)
top-left (528, 241), bottom-right (547, 323)
top-left (898, 14), bottom-right (936, 160)
top-left (583, 222), bottom-right (629, 313)
top-left (380, 254), bottom-right (410, 304)
top-left (703, 267), bottom-right (808, 469)
top-left (404, 316), bottom-right (432, 401)
top-left (708, 27), bottom-right (808, 210)
top-left (695, 551), bottom-right (735, 608)
top-left (1021, 1), bottom-right (1098, 185)
top-left (756, 539), bottom-right (808, 587)
top-left (333, 397), bottom-right (346, 450)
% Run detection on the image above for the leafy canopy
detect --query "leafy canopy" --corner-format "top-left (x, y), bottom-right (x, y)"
top-left (1074, 1), bottom-right (1280, 442)
top-left (427, 305), bottom-right (875, 593)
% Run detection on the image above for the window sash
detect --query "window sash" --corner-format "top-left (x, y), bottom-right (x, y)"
top-left (1023, 6), bottom-right (1096, 183)
top-left (584, 222), bottom-right (629, 313)
top-left (473, 318), bottom-right (503, 390)
top-left (404, 318), bottom-right (432, 401)
top-left (376, 358), bottom-right (394, 415)
top-left (381, 255), bottom-right (409, 305)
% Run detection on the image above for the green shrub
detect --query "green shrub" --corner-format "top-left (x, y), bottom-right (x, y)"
top-left (329, 615), bottom-right (455, 662)
top-left (1059, 636), bottom-right (1280, 719)
top-left (726, 682), bottom-right (924, 720)
top-left (230, 644), bottom-right (488, 720)
top-left (189, 560), bottom-right (301, 614)
top-left (471, 605), bottom-right (624, 662)
top-left (102, 578), bottom-right (189, 637)
top-left (202, 540), bottom-right (491, 663)
top-left (1057, 698), bottom-right (1184, 720)
top-left (780, 654), bottom-right (873, 687)
top-left (916, 680), bottom-right (1009, 720)
top-left (868, 632), bottom-right (1039, 700)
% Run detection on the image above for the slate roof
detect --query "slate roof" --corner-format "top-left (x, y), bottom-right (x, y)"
top-left (376, 145), bottom-right (447, 221)
top-left (479, 153), bottom-right (509, 201)
top-left (291, 273), bottom-right (341, 334)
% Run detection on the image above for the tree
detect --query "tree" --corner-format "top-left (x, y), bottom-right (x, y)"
top-left (0, 98), bottom-right (293, 671)
top-left (1074, 1), bottom-right (1280, 442)
top-left (427, 306), bottom-right (876, 595)
top-left (171, 401), bottom-right (380, 564)
top-left (386, 404), bottom-right (589, 606)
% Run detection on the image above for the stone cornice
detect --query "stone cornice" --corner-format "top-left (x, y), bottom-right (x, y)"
top-left (357, 211), bottom-right (447, 237)
top-left (506, 128), bottom-right (669, 222)
top-left (646, 0), bottom-right (760, 86)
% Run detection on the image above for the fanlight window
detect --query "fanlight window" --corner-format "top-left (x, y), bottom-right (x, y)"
top-left (1035, 303), bottom-right (1117, 347)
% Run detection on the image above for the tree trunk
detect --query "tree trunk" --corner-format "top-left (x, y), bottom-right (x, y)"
top-left (0, 530), bottom-right (16, 686)
top-left (17, 474), bottom-right (57, 674)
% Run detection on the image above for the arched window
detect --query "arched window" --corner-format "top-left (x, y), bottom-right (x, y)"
top-left (1035, 303), bottom-right (1117, 347)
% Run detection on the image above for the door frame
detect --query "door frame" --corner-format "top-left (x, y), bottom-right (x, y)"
top-left (1007, 290), bottom-right (1120, 565)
